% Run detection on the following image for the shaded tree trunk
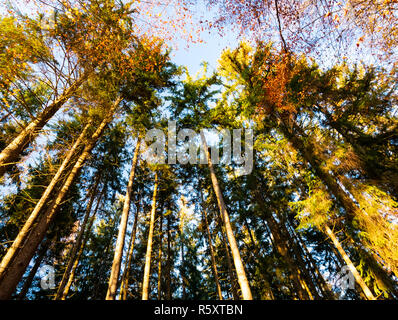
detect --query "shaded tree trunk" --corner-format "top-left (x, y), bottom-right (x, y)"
top-left (142, 172), bottom-right (159, 300)
top-left (119, 197), bottom-right (141, 300)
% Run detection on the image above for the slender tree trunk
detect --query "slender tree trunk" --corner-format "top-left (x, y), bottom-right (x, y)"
top-left (286, 219), bottom-right (335, 299)
top-left (157, 211), bottom-right (163, 300)
top-left (165, 214), bottom-right (172, 300)
top-left (324, 225), bottom-right (376, 300)
top-left (200, 132), bottom-right (253, 300)
top-left (55, 173), bottom-right (101, 300)
top-left (142, 172), bottom-right (159, 300)
top-left (62, 188), bottom-right (104, 300)
top-left (180, 235), bottom-right (187, 300)
top-left (0, 98), bottom-right (120, 300)
top-left (0, 121), bottom-right (91, 282)
top-left (16, 238), bottom-right (51, 300)
top-left (243, 218), bottom-right (274, 300)
top-left (119, 198), bottom-right (141, 300)
top-left (216, 214), bottom-right (239, 300)
top-left (202, 206), bottom-right (223, 300)
top-left (106, 138), bottom-right (141, 300)
top-left (0, 72), bottom-right (89, 177)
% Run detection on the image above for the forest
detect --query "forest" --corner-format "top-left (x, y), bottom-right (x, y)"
top-left (0, 0), bottom-right (397, 301)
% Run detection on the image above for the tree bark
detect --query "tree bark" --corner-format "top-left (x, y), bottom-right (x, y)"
top-left (106, 138), bottom-right (141, 300)
top-left (142, 172), bottom-right (159, 300)
top-left (200, 132), bottom-right (253, 300)
top-left (0, 97), bottom-right (120, 300)
top-left (0, 71), bottom-right (89, 177)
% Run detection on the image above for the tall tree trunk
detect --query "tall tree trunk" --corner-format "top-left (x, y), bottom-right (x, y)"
top-left (0, 98), bottom-right (120, 300)
top-left (119, 198), bottom-right (141, 300)
top-left (203, 208), bottom-right (223, 300)
top-left (142, 172), bottom-right (159, 300)
top-left (16, 238), bottom-right (51, 300)
top-left (165, 213), bottom-right (172, 300)
top-left (0, 71), bottom-right (89, 177)
top-left (0, 121), bottom-right (91, 282)
top-left (106, 138), bottom-right (141, 300)
top-left (157, 211), bottom-right (163, 300)
top-left (55, 172), bottom-right (101, 300)
top-left (200, 132), bottom-right (253, 300)
top-left (324, 225), bottom-right (376, 300)
top-left (180, 234), bottom-right (187, 300)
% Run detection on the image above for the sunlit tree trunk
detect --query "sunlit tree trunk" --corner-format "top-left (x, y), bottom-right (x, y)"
top-left (142, 172), bottom-right (159, 300)
top-left (55, 173), bottom-right (101, 300)
top-left (0, 98), bottom-right (120, 300)
top-left (200, 132), bottom-right (253, 300)
top-left (324, 225), bottom-right (376, 300)
top-left (106, 138), bottom-right (141, 300)
top-left (0, 121), bottom-right (91, 282)
top-left (0, 72), bottom-right (88, 177)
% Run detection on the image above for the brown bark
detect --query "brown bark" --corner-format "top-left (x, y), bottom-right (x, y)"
top-left (0, 71), bottom-right (89, 177)
top-left (106, 138), bottom-right (141, 300)
top-left (0, 97), bottom-right (120, 300)
top-left (200, 132), bottom-right (253, 300)
top-left (142, 172), bottom-right (159, 300)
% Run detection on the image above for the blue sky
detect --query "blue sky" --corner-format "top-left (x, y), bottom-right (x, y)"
top-left (170, 29), bottom-right (239, 76)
